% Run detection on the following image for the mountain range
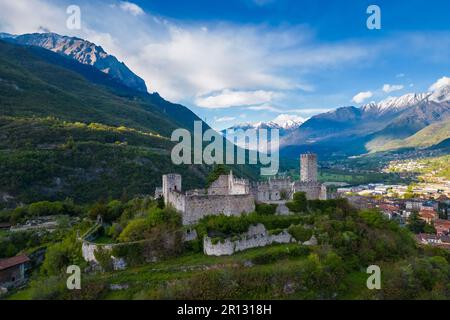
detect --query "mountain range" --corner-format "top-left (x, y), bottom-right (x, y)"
top-left (1, 32), bottom-right (147, 93)
top-left (222, 115), bottom-right (303, 151)
top-left (225, 114), bottom-right (303, 136)
top-left (0, 33), bottom-right (257, 206)
top-left (0, 31), bottom-right (449, 206)
top-left (280, 85), bottom-right (450, 158)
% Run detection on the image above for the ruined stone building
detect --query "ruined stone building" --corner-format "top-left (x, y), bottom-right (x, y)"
top-left (300, 153), bottom-right (318, 182)
top-left (157, 172), bottom-right (255, 225)
top-left (156, 153), bottom-right (327, 226)
top-left (251, 153), bottom-right (327, 202)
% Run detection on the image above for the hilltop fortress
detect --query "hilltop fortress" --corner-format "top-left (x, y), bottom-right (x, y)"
top-left (156, 153), bottom-right (327, 225)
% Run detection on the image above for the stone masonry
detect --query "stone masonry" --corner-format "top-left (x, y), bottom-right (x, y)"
top-left (161, 171), bottom-right (255, 226)
top-left (158, 154), bottom-right (327, 225)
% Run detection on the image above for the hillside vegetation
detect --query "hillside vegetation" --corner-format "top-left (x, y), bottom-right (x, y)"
top-left (369, 120), bottom-right (450, 152)
top-left (6, 196), bottom-right (450, 300)
top-left (0, 40), bottom-right (259, 206)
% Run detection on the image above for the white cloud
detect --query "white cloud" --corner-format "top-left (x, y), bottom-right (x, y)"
top-left (396, 73), bottom-right (405, 78)
top-left (247, 105), bottom-right (284, 112)
top-left (272, 114), bottom-right (305, 125)
top-left (382, 84), bottom-right (404, 93)
top-left (352, 91), bottom-right (373, 104)
top-left (0, 0), bottom-right (374, 104)
top-left (195, 90), bottom-right (275, 109)
top-left (214, 116), bottom-right (236, 123)
top-left (118, 1), bottom-right (144, 16)
top-left (0, 0), bottom-right (66, 34)
top-left (429, 76), bottom-right (450, 91)
top-left (286, 108), bottom-right (332, 114)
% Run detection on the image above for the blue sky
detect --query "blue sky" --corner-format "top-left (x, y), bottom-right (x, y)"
top-left (0, 0), bottom-right (449, 129)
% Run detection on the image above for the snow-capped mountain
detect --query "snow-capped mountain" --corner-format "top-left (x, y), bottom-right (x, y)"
top-left (362, 82), bottom-right (450, 115)
top-left (2, 32), bottom-right (148, 92)
top-left (222, 115), bottom-right (303, 150)
top-left (429, 83), bottom-right (450, 103)
top-left (270, 114), bottom-right (304, 130)
top-left (280, 81), bottom-right (450, 156)
top-left (225, 114), bottom-right (303, 134)
top-left (361, 93), bottom-right (431, 114)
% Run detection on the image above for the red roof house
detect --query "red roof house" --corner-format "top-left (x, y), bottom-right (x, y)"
top-left (0, 255), bottom-right (30, 289)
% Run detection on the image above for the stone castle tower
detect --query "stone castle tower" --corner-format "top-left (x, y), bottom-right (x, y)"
top-left (162, 174), bottom-right (182, 205)
top-left (300, 153), bottom-right (318, 182)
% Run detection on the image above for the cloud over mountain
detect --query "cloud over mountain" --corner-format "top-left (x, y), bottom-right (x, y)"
top-left (352, 91), bottom-right (373, 104)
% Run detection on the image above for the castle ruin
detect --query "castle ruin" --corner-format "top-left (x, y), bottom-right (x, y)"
top-left (252, 153), bottom-right (326, 202)
top-left (157, 172), bottom-right (255, 225)
top-left (157, 153), bottom-right (327, 225)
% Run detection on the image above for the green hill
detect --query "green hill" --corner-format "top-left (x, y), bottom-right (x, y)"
top-left (368, 119), bottom-right (450, 152)
top-left (0, 40), bottom-right (257, 206)
top-left (0, 40), bottom-right (202, 135)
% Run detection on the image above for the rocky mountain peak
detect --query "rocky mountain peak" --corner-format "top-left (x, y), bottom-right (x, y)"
top-left (4, 32), bottom-right (148, 93)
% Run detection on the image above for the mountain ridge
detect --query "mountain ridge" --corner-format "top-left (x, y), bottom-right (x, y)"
top-left (2, 32), bottom-right (148, 93)
top-left (280, 87), bottom-right (450, 158)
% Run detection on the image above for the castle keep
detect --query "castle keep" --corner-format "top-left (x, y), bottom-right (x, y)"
top-left (252, 153), bottom-right (326, 202)
top-left (157, 153), bottom-right (327, 225)
top-left (158, 172), bottom-right (255, 225)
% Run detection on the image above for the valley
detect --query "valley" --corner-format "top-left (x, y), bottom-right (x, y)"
top-left (0, 29), bottom-right (449, 302)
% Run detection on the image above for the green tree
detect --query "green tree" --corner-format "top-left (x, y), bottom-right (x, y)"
top-left (88, 202), bottom-right (109, 221)
top-left (207, 165), bottom-right (228, 186)
top-left (288, 224), bottom-right (313, 242)
top-left (94, 247), bottom-right (114, 272)
top-left (286, 192), bottom-right (308, 213)
top-left (407, 212), bottom-right (426, 234)
top-left (41, 236), bottom-right (84, 276)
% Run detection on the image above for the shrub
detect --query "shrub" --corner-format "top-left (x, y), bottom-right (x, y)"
top-left (286, 192), bottom-right (307, 213)
top-left (288, 224), bottom-right (313, 242)
top-left (268, 228), bottom-right (284, 236)
top-left (41, 235), bottom-right (84, 276)
top-left (184, 239), bottom-right (202, 253)
top-left (119, 207), bottom-right (181, 242)
top-left (28, 201), bottom-right (64, 217)
top-left (112, 243), bottom-right (145, 266)
top-left (94, 246), bottom-right (114, 272)
top-left (255, 203), bottom-right (277, 215)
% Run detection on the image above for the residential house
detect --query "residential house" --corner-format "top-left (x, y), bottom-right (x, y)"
top-left (435, 219), bottom-right (450, 235)
top-left (419, 209), bottom-right (438, 224)
top-left (0, 255), bottom-right (30, 289)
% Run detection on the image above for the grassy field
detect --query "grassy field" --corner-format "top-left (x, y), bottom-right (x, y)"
top-left (7, 243), bottom-right (371, 300)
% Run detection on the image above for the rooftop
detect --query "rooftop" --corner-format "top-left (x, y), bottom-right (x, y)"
top-left (0, 255), bottom-right (30, 271)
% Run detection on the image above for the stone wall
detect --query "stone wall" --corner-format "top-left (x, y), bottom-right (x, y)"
top-left (166, 190), bottom-right (186, 214)
top-left (183, 229), bottom-right (198, 242)
top-left (183, 194), bottom-right (255, 225)
top-left (294, 181), bottom-right (324, 200)
top-left (207, 173), bottom-right (250, 196)
top-left (252, 178), bottom-right (293, 202)
top-left (208, 175), bottom-right (230, 195)
top-left (203, 224), bottom-right (296, 256)
top-left (82, 242), bottom-right (112, 263)
top-left (276, 202), bottom-right (291, 215)
top-left (81, 242), bottom-right (126, 271)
